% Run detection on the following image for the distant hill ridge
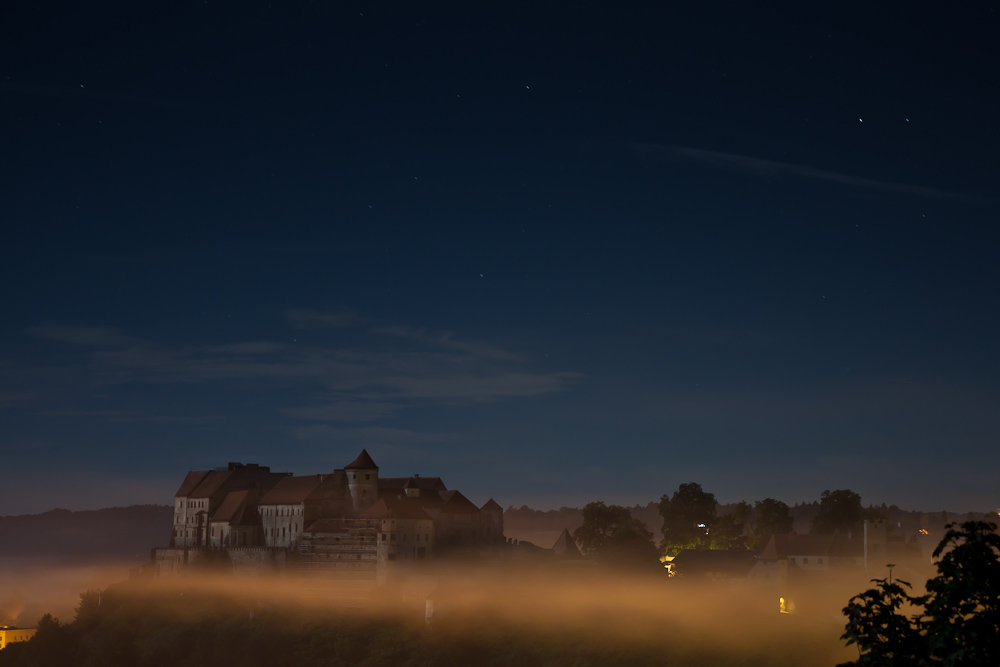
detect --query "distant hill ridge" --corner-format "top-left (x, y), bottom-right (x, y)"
top-left (0, 505), bottom-right (173, 565)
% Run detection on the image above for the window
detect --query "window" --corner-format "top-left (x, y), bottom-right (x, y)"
top-left (817, 558), bottom-right (824, 565)
top-left (365, 474), bottom-right (371, 480)
top-left (802, 557), bottom-right (809, 564)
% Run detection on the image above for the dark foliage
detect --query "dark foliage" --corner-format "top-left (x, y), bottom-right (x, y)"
top-left (811, 489), bottom-right (864, 535)
top-left (658, 483), bottom-right (717, 555)
top-left (753, 498), bottom-right (794, 544)
top-left (839, 521), bottom-right (1000, 666)
top-left (572, 502), bottom-right (659, 569)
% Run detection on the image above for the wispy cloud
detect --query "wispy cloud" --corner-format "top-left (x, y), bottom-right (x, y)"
top-left (202, 342), bottom-right (286, 355)
top-left (27, 324), bottom-right (136, 348)
top-left (290, 425), bottom-right (454, 446)
top-left (286, 309), bottom-right (366, 329)
top-left (281, 400), bottom-right (404, 422)
top-left (24, 317), bottom-right (583, 427)
top-left (37, 410), bottom-right (221, 424)
top-left (633, 144), bottom-right (994, 203)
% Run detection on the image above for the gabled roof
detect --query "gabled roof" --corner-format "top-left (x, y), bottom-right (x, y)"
top-left (345, 448), bottom-right (378, 470)
top-left (183, 470), bottom-right (235, 499)
top-left (359, 498), bottom-right (432, 521)
top-left (438, 490), bottom-right (481, 515)
top-left (175, 470), bottom-right (212, 497)
top-left (379, 476), bottom-right (447, 492)
top-left (175, 465), bottom-right (289, 500)
top-left (259, 475), bottom-right (325, 505)
top-left (481, 498), bottom-right (503, 513)
top-left (210, 490), bottom-right (257, 526)
top-left (760, 534), bottom-right (836, 560)
top-left (551, 528), bottom-right (582, 558)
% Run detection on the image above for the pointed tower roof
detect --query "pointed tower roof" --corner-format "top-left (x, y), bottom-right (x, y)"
top-left (345, 448), bottom-right (378, 470)
top-left (481, 498), bottom-right (503, 512)
top-left (552, 528), bottom-right (583, 558)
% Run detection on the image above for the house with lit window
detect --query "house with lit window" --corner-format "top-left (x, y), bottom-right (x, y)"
top-left (0, 626), bottom-right (36, 650)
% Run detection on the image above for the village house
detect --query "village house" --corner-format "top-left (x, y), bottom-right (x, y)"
top-left (0, 626), bottom-right (36, 651)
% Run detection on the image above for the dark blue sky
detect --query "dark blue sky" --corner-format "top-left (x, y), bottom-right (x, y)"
top-left (2, 2), bottom-right (998, 515)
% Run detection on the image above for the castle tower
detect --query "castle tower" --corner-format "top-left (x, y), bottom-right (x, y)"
top-left (346, 448), bottom-right (379, 514)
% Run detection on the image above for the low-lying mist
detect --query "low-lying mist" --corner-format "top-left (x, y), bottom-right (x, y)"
top-left (3, 559), bottom-right (876, 666)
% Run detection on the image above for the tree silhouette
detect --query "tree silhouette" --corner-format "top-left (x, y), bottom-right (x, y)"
top-left (572, 501), bottom-right (632, 553)
top-left (839, 521), bottom-right (1000, 666)
top-left (811, 489), bottom-right (863, 535)
top-left (753, 498), bottom-right (794, 544)
top-left (658, 482), bottom-right (717, 555)
top-left (572, 501), bottom-right (658, 568)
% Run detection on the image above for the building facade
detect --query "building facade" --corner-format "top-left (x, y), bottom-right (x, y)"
top-left (153, 449), bottom-right (504, 580)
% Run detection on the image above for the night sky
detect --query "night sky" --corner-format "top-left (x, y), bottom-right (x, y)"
top-left (3, 2), bottom-right (998, 515)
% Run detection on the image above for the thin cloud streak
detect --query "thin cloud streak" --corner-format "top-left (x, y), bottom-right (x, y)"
top-left (24, 319), bottom-right (583, 424)
top-left (634, 144), bottom-right (995, 203)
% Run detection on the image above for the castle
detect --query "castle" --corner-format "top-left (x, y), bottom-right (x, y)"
top-left (153, 449), bottom-right (504, 581)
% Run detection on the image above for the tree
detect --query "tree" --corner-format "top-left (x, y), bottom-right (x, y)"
top-left (572, 502), bottom-right (659, 569)
top-left (920, 521), bottom-right (1000, 665)
top-left (840, 570), bottom-right (922, 666)
top-left (839, 521), bottom-right (1000, 666)
top-left (709, 513), bottom-right (748, 550)
top-left (659, 483), bottom-right (717, 555)
top-left (731, 501), bottom-right (753, 529)
top-left (601, 517), bottom-right (660, 569)
top-left (572, 502), bottom-right (632, 553)
top-left (811, 489), bottom-right (864, 535)
top-left (754, 497), bottom-right (794, 543)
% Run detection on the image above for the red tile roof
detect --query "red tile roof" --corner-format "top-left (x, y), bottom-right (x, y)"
top-left (259, 475), bottom-right (326, 505)
top-left (481, 498), bottom-right (503, 512)
top-left (210, 490), bottom-right (257, 526)
top-left (359, 498), bottom-right (432, 521)
top-left (175, 470), bottom-right (212, 497)
top-left (175, 465), bottom-right (289, 499)
top-left (438, 490), bottom-right (481, 515)
top-left (379, 476), bottom-right (447, 492)
top-left (183, 470), bottom-right (236, 499)
top-left (345, 448), bottom-right (378, 470)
